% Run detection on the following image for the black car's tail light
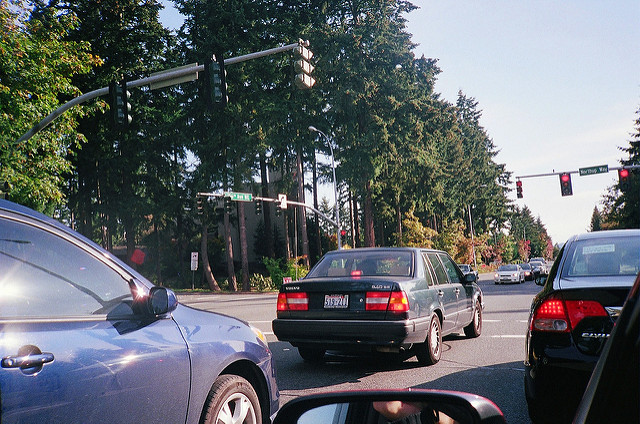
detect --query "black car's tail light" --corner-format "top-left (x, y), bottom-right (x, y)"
top-left (365, 291), bottom-right (389, 311)
top-left (365, 291), bottom-right (409, 312)
top-left (531, 299), bottom-right (607, 332)
top-left (277, 292), bottom-right (309, 311)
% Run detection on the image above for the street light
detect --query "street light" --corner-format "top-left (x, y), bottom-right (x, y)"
top-left (309, 126), bottom-right (341, 249)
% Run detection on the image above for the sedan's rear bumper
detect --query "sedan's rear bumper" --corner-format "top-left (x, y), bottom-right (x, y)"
top-left (272, 317), bottom-right (429, 349)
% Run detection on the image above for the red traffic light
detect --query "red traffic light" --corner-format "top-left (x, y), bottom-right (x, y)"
top-left (516, 180), bottom-right (523, 198)
top-left (559, 173), bottom-right (573, 196)
top-left (340, 229), bottom-right (347, 237)
top-left (618, 168), bottom-right (630, 189)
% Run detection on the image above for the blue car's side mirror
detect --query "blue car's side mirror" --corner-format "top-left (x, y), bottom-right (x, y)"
top-left (147, 287), bottom-right (179, 316)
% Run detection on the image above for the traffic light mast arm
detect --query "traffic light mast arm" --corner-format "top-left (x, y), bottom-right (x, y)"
top-left (16, 41), bottom-right (306, 145)
top-left (254, 196), bottom-right (339, 228)
top-left (516, 165), bottom-right (640, 180)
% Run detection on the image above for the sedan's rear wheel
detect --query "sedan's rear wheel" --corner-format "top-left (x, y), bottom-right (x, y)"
top-left (464, 300), bottom-right (482, 338)
top-left (202, 374), bottom-right (261, 424)
top-left (415, 314), bottom-right (442, 365)
top-left (298, 346), bottom-right (325, 362)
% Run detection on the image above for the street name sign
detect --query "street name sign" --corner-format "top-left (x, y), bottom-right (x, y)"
top-left (579, 165), bottom-right (608, 176)
top-left (225, 191), bottom-right (253, 202)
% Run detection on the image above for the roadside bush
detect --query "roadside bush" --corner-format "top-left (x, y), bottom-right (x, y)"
top-left (250, 273), bottom-right (276, 291)
top-left (263, 257), bottom-right (309, 289)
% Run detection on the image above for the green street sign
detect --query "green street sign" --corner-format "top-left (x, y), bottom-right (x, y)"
top-left (224, 191), bottom-right (253, 202)
top-left (579, 165), bottom-right (608, 176)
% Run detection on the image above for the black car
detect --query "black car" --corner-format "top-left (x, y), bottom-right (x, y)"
top-left (272, 247), bottom-right (483, 365)
top-left (524, 229), bottom-right (640, 423)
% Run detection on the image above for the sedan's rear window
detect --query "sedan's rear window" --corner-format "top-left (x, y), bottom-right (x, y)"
top-left (498, 265), bottom-right (517, 271)
top-left (307, 251), bottom-right (414, 278)
top-left (562, 236), bottom-right (640, 277)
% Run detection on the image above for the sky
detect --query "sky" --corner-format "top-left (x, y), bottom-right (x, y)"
top-left (159, 1), bottom-right (640, 245)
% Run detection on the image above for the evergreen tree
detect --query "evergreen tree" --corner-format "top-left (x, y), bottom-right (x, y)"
top-left (1, 0), bottom-right (99, 210)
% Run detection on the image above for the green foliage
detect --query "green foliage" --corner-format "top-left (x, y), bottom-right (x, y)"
top-left (263, 256), bottom-right (309, 289)
top-left (0, 0), bottom-right (100, 209)
top-left (249, 273), bottom-right (276, 291)
top-left (601, 106), bottom-right (640, 229)
top-left (396, 209), bottom-right (437, 248)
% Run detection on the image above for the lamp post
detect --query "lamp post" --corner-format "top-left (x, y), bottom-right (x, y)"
top-left (468, 204), bottom-right (477, 270)
top-left (309, 126), bottom-right (341, 249)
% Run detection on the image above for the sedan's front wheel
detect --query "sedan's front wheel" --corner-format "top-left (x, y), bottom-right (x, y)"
top-left (415, 314), bottom-right (442, 365)
top-left (202, 375), bottom-right (262, 424)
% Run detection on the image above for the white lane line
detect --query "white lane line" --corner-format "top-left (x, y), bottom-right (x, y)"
top-left (491, 335), bottom-right (526, 338)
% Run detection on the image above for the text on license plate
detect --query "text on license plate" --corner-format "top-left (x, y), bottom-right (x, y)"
top-left (324, 294), bottom-right (349, 308)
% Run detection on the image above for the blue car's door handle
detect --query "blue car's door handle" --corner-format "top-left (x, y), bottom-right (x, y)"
top-left (2, 352), bottom-right (54, 369)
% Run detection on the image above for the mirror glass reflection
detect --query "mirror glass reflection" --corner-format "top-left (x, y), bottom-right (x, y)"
top-left (298, 399), bottom-right (471, 424)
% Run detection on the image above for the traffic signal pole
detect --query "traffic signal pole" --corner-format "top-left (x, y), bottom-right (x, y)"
top-left (16, 41), bottom-right (306, 144)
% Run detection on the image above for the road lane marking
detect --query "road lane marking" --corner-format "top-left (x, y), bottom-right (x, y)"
top-left (491, 335), bottom-right (526, 338)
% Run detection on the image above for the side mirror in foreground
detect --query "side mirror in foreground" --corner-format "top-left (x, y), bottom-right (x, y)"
top-left (273, 390), bottom-right (506, 424)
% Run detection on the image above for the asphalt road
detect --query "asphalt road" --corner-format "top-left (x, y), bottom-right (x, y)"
top-left (178, 274), bottom-right (542, 423)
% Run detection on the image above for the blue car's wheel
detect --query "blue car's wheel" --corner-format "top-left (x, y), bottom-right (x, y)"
top-left (202, 375), bottom-right (261, 424)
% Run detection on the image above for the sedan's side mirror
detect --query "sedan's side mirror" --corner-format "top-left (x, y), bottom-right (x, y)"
top-left (535, 277), bottom-right (546, 286)
top-left (464, 273), bottom-right (477, 284)
top-left (273, 390), bottom-right (506, 424)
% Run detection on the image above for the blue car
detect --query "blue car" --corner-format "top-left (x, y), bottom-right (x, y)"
top-left (0, 199), bottom-right (278, 423)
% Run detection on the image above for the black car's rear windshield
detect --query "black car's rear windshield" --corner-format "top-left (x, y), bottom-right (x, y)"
top-left (307, 251), bottom-right (414, 278)
top-left (562, 235), bottom-right (640, 278)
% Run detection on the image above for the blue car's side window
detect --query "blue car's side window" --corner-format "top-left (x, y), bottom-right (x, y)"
top-left (0, 218), bottom-right (133, 319)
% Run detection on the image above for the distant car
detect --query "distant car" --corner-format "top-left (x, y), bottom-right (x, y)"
top-left (524, 229), bottom-right (640, 423)
top-left (494, 264), bottom-right (525, 284)
top-left (0, 199), bottom-right (279, 423)
top-left (273, 247), bottom-right (483, 365)
top-left (529, 259), bottom-right (547, 276)
top-left (520, 262), bottom-right (534, 281)
top-left (457, 263), bottom-right (479, 280)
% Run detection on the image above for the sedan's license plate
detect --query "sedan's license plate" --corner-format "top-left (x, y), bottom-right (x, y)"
top-left (324, 294), bottom-right (349, 308)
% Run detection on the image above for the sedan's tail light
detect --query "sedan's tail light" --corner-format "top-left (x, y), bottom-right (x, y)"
top-left (277, 292), bottom-right (309, 311)
top-left (365, 291), bottom-right (409, 312)
top-left (531, 298), bottom-right (607, 332)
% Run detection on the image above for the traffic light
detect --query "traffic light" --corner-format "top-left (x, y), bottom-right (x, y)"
top-left (340, 229), bottom-right (346, 238)
top-left (203, 54), bottom-right (228, 107)
top-left (255, 199), bottom-right (263, 215)
top-left (618, 168), bottom-right (630, 190)
top-left (559, 173), bottom-right (573, 196)
top-left (224, 196), bottom-right (233, 213)
top-left (196, 196), bottom-right (204, 215)
top-left (109, 79), bottom-right (132, 128)
top-left (516, 180), bottom-right (523, 199)
top-left (293, 40), bottom-right (315, 89)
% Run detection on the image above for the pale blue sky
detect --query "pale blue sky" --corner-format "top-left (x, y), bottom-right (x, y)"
top-left (160, 1), bottom-right (640, 244)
